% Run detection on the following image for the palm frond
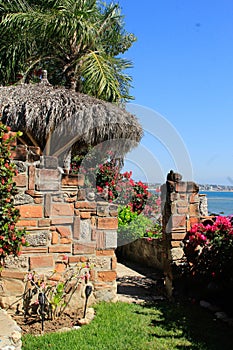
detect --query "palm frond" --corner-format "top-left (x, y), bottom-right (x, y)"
top-left (81, 50), bottom-right (133, 102)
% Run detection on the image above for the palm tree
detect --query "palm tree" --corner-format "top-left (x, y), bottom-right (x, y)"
top-left (0, 0), bottom-right (136, 103)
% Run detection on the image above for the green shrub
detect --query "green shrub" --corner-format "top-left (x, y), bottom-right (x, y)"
top-left (118, 205), bottom-right (156, 245)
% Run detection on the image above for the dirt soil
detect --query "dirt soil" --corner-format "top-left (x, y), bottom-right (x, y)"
top-left (9, 261), bottom-right (166, 336)
top-left (10, 310), bottom-right (84, 336)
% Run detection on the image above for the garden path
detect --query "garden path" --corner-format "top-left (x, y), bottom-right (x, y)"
top-left (116, 261), bottom-right (166, 303)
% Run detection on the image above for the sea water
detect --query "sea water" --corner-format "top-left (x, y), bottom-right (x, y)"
top-left (201, 191), bottom-right (233, 216)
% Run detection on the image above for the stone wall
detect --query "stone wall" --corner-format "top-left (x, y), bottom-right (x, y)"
top-left (0, 145), bottom-right (118, 310)
top-left (117, 238), bottom-right (164, 271)
top-left (117, 171), bottom-right (208, 299)
top-left (161, 171), bottom-right (206, 297)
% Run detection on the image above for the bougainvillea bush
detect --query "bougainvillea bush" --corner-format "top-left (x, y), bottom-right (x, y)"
top-left (72, 150), bottom-right (150, 212)
top-left (72, 145), bottom-right (149, 208)
top-left (72, 148), bottom-right (162, 243)
top-left (0, 122), bottom-right (27, 265)
top-left (184, 216), bottom-right (233, 292)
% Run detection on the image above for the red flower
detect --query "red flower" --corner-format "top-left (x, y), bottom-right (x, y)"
top-left (2, 133), bottom-right (9, 141)
top-left (21, 237), bottom-right (26, 245)
top-left (97, 186), bottom-right (103, 193)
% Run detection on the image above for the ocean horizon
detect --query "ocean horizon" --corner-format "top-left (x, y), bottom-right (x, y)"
top-left (200, 191), bottom-right (233, 216)
top-left (149, 189), bottom-right (233, 216)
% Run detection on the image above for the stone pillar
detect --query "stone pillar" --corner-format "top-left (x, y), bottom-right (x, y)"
top-left (161, 170), bottom-right (200, 298)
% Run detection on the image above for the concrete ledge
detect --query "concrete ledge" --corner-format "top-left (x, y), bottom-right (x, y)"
top-left (0, 309), bottom-right (22, 350)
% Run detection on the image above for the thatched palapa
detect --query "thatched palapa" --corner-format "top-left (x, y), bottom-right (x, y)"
top-left (0, 74), bottom-right (143, 164)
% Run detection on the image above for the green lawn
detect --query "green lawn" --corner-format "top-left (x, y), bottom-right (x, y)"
top-left (22, 301), bottom-right (233, 350)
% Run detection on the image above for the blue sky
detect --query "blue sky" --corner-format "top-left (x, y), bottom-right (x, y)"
top-left (117, 0), bottom-right (233, 185)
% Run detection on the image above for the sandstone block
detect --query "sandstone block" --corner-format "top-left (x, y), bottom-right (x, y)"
top-left (13, 174), bottom-right (27, 187)
top-left (29, 255), bottom-right (54, 269)
top-left (175, 181), bottom-right (187, 193)
top-left (96, 231), bottom-right (106, 250)
top-left (51, 231), bottom-right (59, 244)
top-left (43, 156), bottom-right (58, 169)
top-left (97, 217), bottom-right (118, 230)
top-left (73, 243), bottom-right (95, 255)
top-left (171, 215), bottom-right (186, 229)
top-left (28, 165), bottom-right (36, 190)
top-left (171, 232), bottom-right (186, 240)
top-left (17, 205), bottom-right (43, 218)
top-left (80, 212), bottom-right (91, 219)
top-left (36, 169), bottom-right (61, 191)
top-left (189, 203), bottom-right (199, 217)
top-left (51, 203), bottom-right (74, 216)
top-left (73, 216), bottom-right (80, 239)
top-left (177, 207), bottom-right (189, 214)
top-left (75, 201), bottom-right (97, 210)
top-left (1, 270), bottom-right (25, 280)
top-left (21, 247), bottom-right (48, 254)
top-left (68, 256), bottom-right (88, 264)
top-left (96, 249), bottom-right (115, 256)
top-left (49, 245), bottom-right (72, 253)
top-left (56, 226), bottom-right (71, 238)
top-left (97, 271), bottom-right (117, 282)
top-left (51, 217), bottom-right (74, 225)
top-left (2, 279), bottom-right (25, 296)
top-left (16, 219), bottom-right (37, 227)
top-left (60, 237), bottom-right (72, 244)
top-left (62, 174), bottom-right (85, 186)
top-left (77, 189), bottom-right (86, 200)
top-left (55, 263), bottom-right (66, 273)
top-left (38, 218), bottom-right (51, 227)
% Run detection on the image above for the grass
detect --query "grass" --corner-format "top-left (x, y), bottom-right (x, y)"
top-left (22, 300), bottom-right (233, 350)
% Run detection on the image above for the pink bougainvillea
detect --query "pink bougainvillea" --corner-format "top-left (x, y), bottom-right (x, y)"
top-left (184, 216), bottom-right (233, 286)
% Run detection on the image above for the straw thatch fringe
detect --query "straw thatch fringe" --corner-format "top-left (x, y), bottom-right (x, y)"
top-left (0, 83), bottom-right (143, 159)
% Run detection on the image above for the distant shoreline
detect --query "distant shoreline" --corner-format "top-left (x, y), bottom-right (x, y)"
top-left (200, 190), bottom-right (233, 193)
top-left (148, 188), bottom-right (233, 193)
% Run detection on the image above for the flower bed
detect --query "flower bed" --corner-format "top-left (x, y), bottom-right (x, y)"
top-left (183, 215), bottom-right (233, 312)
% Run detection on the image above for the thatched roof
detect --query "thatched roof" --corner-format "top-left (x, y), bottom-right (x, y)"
top-left (0, 77), bottom-right (143, 159)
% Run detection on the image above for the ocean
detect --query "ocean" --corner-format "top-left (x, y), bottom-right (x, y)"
top-left (201, 191), bottom-right (233, 216)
